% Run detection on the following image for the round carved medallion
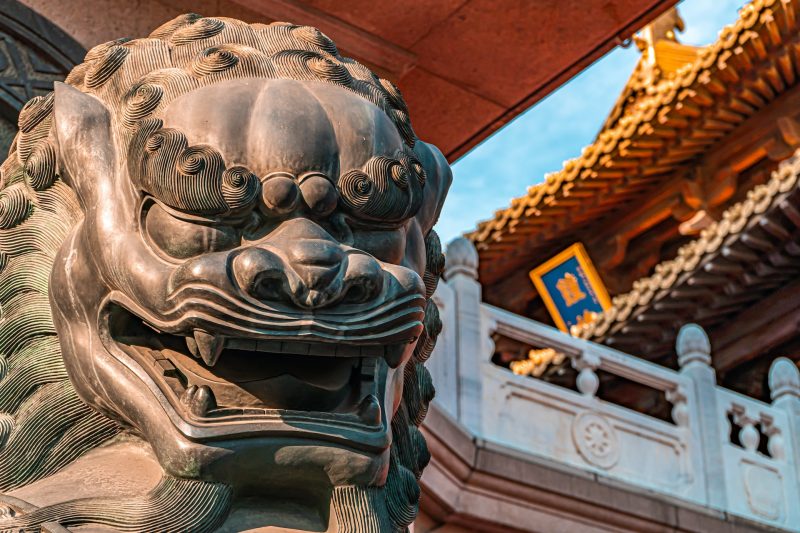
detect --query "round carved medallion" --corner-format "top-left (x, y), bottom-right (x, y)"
top-left (572, 411), bottom-right (620, 469)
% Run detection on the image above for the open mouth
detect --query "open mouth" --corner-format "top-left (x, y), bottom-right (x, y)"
top-left (102, 300), bottom-right (416, 442)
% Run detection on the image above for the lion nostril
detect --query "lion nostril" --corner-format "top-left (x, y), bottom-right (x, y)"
top-left (252, 273), bottom-right (286, 301)
top-left (232, 247), bottom-right (290, 302)
top-left (342, 283), bottom-right (368, 304)
top-left (342, 254), bottom-right (384, 304)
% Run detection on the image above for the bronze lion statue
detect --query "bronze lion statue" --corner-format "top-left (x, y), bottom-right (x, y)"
top-left (0, 13), bottom-right (450, 532)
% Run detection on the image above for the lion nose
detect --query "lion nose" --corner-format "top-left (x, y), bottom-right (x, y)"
top-left (233, 218), bottom-right (365, 308)
top-left (287, 239), bottom-right (345, 293)
top-left (233, 242), bottom-right (347, 308)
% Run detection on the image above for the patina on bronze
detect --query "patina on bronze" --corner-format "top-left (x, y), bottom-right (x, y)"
top-left (0, 14), bottom-right (450, 532)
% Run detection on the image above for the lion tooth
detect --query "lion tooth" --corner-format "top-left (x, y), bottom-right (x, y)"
top-left (356, 394), bottom-right (381, 426)
top-left (194, 385), bottom-right (217, 415)
top-left (180, 384), bottom-right (216, 417)
top-left (185, 336), bottom-right (199, 358)
top-left (194, 330), bottom-right (224, 367)
top-left (180, 385), bottom-right (197, 406)
top-left (384, 344), bottom-right (408, 368)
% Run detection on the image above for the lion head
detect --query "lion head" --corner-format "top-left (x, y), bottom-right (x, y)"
top-left (0, 14), bottom-right (450, 532)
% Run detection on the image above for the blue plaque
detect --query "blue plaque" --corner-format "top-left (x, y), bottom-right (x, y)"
top-left (529, 243), bottom-right (611, 333)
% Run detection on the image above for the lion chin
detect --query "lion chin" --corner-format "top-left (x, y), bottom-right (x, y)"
top-left (0, 14), bottom-right (450, 533)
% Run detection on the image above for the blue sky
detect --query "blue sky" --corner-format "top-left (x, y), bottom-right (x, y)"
top-left (433, 0), bottom-right (746, 244)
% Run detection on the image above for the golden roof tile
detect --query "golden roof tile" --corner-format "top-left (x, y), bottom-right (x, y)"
top-left (469, 0), bottom-right (796, 274)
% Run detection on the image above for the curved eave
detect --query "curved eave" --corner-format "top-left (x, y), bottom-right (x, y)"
top-left (575, 150), bottom-right (800, 362)
top-left (471, 0), bottom-right (799, 286)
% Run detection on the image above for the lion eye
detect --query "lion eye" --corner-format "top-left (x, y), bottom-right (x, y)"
top-left (143, 201), bottom-right (240, 260)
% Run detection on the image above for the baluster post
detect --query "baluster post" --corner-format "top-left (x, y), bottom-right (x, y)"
top-left (676, 323), bottom-right (727, 510)
top-left (571, 351), bottom-right (600, 398)
top-left (769, 357), bottom-right (800, 476)
top-left (444, 237), bottom-right (484, 434)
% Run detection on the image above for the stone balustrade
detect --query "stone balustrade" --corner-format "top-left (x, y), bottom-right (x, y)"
top-left (427, 237), bottom-right (800, 531)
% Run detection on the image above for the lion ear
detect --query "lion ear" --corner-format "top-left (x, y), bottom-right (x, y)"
top-left (53, 82), bottom-right (117, 208)
top-left (413, 141), bottom-right (452, 235)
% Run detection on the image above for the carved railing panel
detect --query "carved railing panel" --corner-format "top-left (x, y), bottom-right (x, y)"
top-left (479, 305), bottom-right (702, 502)
top-left (429, 237), bottom-right (800, 531)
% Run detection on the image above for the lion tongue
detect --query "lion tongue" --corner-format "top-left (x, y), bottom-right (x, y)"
top-left (186, 331), bottom-right (224, 367)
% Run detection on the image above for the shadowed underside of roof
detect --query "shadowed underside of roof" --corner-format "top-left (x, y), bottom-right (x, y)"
top-left (576, 149), bottom-right (800, 363)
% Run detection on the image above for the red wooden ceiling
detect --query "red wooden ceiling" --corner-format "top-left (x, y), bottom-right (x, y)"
top-left (230, 0), bottom-right (679, 160)
top-left (24, 0), bottom-right (677, 161)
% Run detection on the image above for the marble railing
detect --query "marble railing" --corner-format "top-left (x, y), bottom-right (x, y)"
top-left (427, 238), bottom-right (800, 531)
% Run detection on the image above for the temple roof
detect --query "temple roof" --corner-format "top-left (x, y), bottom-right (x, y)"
top-left (575, 149), bottom-right (800, 364)
top-left (469, 0), bottom-right (799, 287)
top-left (602, 8), bottom-right (700, 132)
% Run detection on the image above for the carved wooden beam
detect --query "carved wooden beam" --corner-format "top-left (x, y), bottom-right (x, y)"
top-left (539, 86), bottom-right (800, 293)
top-left (777, 116), bottom-right (800, 146)
top-left (703, 84), bottom-right (800, 178)
top-left (587, 184), bottom-right (683, 271)
top-left (711, 278), bottom-right (800, 371)
top-left (482, 268), bottom-right (540, 315)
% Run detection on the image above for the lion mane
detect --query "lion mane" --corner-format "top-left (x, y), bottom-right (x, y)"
top-left (0, 14), bottom-right (443, 532)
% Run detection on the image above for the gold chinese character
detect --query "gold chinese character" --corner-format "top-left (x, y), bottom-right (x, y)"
top-left (556, 272), bottom-right (586, 307)
top-left (575, 309), bottom-right (597, 328)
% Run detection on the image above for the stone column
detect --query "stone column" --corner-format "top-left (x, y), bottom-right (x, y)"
top-left (676, 323), bottom-right (727, 510)
top-left (444, 237), bottom-right (484, 435)
top-left (769, 357), bottom-right (800, 477)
